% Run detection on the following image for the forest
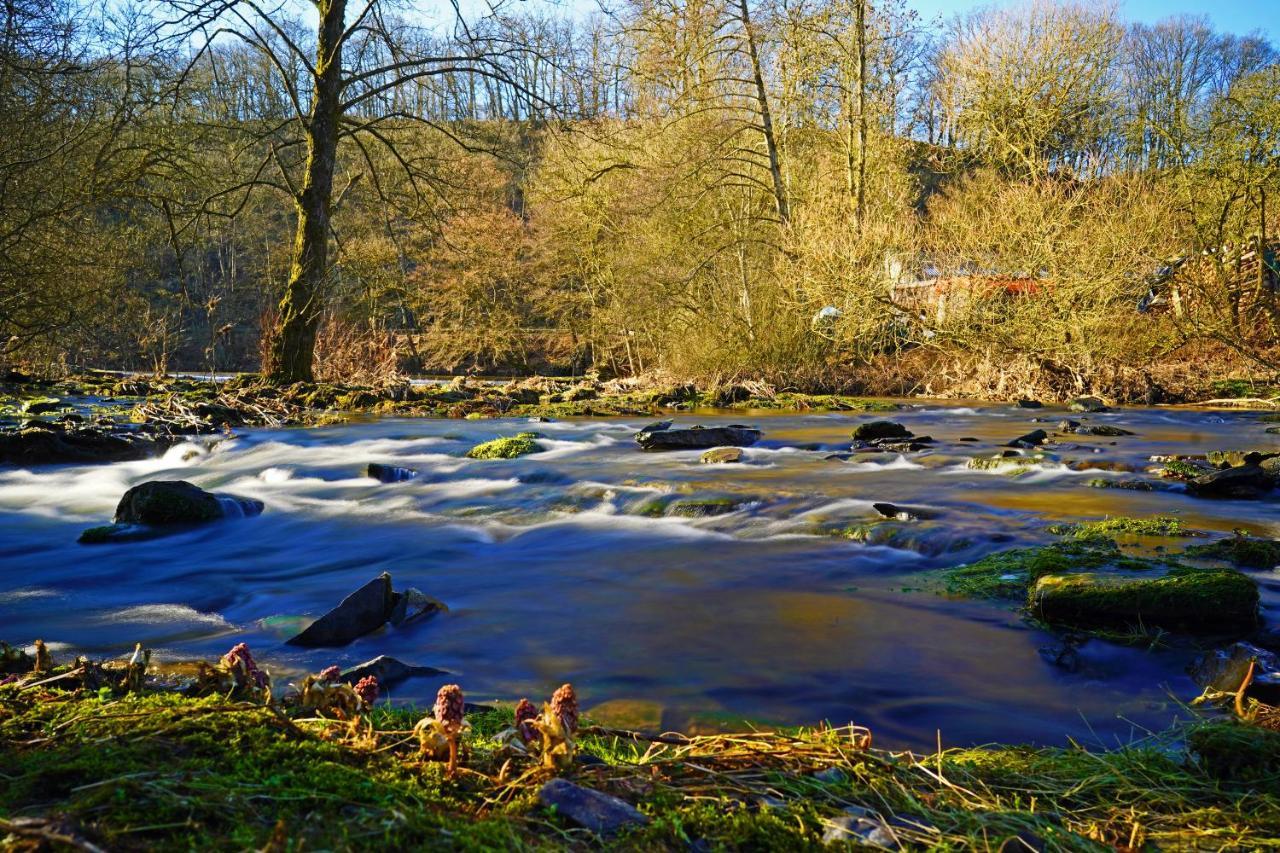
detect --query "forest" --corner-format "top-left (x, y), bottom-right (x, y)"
top-left (1, 0), bottom-right (1276, 396)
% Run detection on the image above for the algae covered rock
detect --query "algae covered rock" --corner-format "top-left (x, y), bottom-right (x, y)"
top-left (1028, 567), bottom-right (1258, 633)
top-left (1068, 396), bottom-right (1109, 413)
top-left (1184, 535), bottom-right (1280, 568)
top-left (466, 432), bottom-right (543, 459)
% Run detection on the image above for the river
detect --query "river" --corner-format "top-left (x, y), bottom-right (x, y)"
top-left (2, 401), bottom-right (1277, 750)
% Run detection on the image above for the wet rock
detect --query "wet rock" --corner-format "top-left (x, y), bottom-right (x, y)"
top-left (700, 446), bottom-right (744, 464)
top-left (287, 573), bottom-right (396, 648)
top-left (1086, 478), bottom-right (1156, 491)
top-left (20, 397), bottom-right (62, 415)
top-left (1184, 536), bottom-right (1280, 568)
top-left (77, 523), bottom-right (164, 545)
top-left (668, 497), bottom-right (743, 517)
top-left (114, 480), bottom-right (222, 525)
top-left (636, 425), bottom-right (760, 451)
top-left (639, 419), bottom-right (672, 433)
top-left (1207, 450), bottom-right (1279, 468)
top-left (851, 420), bottom-right (911, 441)
top-left (1028, 568), bottom-right (1258, 634)
top-left (1015, 399), bottom-right (1043, 409)
top-left (854, 437), bottom-right (934, 453)
top-left (366, 463), bottom-right (419, 483)
top-left (1038, 640), bottom-right (1084, 673)
top-left (1059, 421), bottom-right (1135, 437)
top-left (1006, 429), bottom-right (1048, 448)
top-left (387, 587), bottom-right (448, 626)
top-left (872, 502), bottom-right (938, 521)
top-left (340, 655), bottom-right (447, 688)
top-left (1068, 396), bottom-right (1109, 413)
top-left (1189, 642), bottom-right (1280, 704)
top-left (538, 778), bottom-right (648, 837)
top-left (1186, 464), bottom-right (1272, 500)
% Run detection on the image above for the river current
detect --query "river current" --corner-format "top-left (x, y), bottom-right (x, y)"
top-left (2, 401), bottom-right (1277, 750)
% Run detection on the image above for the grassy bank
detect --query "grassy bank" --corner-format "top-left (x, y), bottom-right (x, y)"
top-left (2, 685), bottom-right (1279, 851)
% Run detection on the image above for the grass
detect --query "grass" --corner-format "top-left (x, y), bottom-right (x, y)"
top-left (1047, 515), bottom-right (1189, 540)
top-left (2, 686), bottom-right (1279, 851)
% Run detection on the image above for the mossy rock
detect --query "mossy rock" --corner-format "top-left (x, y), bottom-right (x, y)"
top-left (667, 496), bottom-right (743, 517)
top-left (967, 452), bottom-right (1051, 473)
top-left (334, 389), bottom-right (382, 410)
top-left (701, 446), bottom-right (744, 464)
top-left (114, 480), bottom-right (224, 525)
top-left (1184, 536), bottom-right (1280, 569)
top-left (1028, 566), bottom-right (1258, 633)
top-left (20, 396), bottom-right (62, 415)
top-left (1187, 720), bottom-right (1280, 783)
top-left (465, 432), bottom-right (543, 460)
top-left (943, 539), bottom-right (1161, 601)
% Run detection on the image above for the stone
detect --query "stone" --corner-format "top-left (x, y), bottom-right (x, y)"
top-left (1068, 396), bottom-right (1109, 413)
top-left (700, 446), bottom-right (744, 464)
top-left (1015, 399), bottom-right (1043, 409)
top-left (1186, 465), bottom-right (1272, 500)
top-left (114, 480), bottom-right (224, 525)
top-left (340, 655), bottom-right (447, 688)
top-left (667, 497), bottom-right (743, 517)
top-left (1075, 425), bottom-right (1135, 437)
top-left (821, 808), bottom-right (899, 848)
top-left (1006, 429), bottom-right (1048, 448)
top-left (20, 397), bottom-right (62, 415)
top-left (538, 779), bottom-right (648, 837)
top-left (466, 433), bottom-right (543, 459)
top-left (287, 573), bottom-right (396, 647)
top-left (1189, 642), bottom-right (1280, 704)
top-left (635, 426), bottom-right (761, 451)
top-left (639, 420), bottom-right (673, 433)
top-left (872, 502), bottom-right (938, 521)
top-left (851, 421), bottom-right (911, 441)
top-left (1207, 450), bottom-right (1280, 468)
top-left (0, 423), bottom-right (167, 466)
top-left (1028, 568), bottom-right (1258, 634)
top-left (366, 463), bottom-right (418, 483)
top-left (387, 587), bottom-right (448, 626)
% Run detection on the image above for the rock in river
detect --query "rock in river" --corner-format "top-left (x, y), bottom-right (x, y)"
top-left (851, 420), bottom-right (911, 441)
top-left (1068, 396), bottom-right (1109, 413)
top-left (114, 480), bottom-right (263, 525)
top-left (635, 425), bottom-right (760, 451)
top-left (340, 655), bottom-right (447, 688)
top-left (1186, 464), bottom-right (1273, 500)
top-left (287, 573), bottom-right (447, 647)
top-left (0, 422), bottom-right (170, 466)
top-left (366, 463), bottom-right (418, 483)
top-left (1006, 429), bottom-right (1048, 448)
top-left (538, 778), bottom-right (648, 837)
top-left (1189, 642), bottom-right (1280, 704)
top-left (1028, 567), bottom-right (1258, 634)
top-left (700, 446), bottom-right (744, 464)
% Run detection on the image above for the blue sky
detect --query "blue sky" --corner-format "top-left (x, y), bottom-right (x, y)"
top-left (906, 0), bottom-right (1275, 40)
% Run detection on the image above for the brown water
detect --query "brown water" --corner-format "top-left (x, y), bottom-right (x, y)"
top-left (2, 401), bottom-right (1277, 749)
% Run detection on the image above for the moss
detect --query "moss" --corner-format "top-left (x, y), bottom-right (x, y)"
top-left (1028, 566), bottom-right (1258, 633)
top-left (942, 539), bottom-right (1148, 601)
top-left (1086, 478), bottom-right (1154, 491)
top-left (465, 432), bottom-right (543, 460)
top-left (1158, 459), bottom-right (1211, 480)
top-left (3, 688), bottom-right (1279, 850)
top-left (966, 452), bottom-right (1049, 473)
top-left (1047, 515), bottom-right (1189, 540)
top-left (1184, 535), bottom-right (1280, 569)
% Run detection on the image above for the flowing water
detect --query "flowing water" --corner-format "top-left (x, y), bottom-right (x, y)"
top-left (2, 402), bottom-right (1278, 750)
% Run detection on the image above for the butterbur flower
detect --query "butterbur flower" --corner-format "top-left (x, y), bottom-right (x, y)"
top-left (34, 639), bottom-right (52, 673)
top-left (353, 675), bottom-right (379, 708)
top-left (221, 642), bottom-right (270, 697)
top-left (415, 683), bottom-right (467, 777)
top-left (319, 665), bottom-right (341, 683)
top-left (514, 698), bottom-right (538, 745)
top-left (549, 683), bottom-right (579, 735)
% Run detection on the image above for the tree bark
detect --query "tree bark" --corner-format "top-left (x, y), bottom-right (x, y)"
top-left (854, 0), bottom-right (867, 230)
top-left (268, 0), bottom-right (346, 384)
top-left (736, 0), bottom-right (789, 224)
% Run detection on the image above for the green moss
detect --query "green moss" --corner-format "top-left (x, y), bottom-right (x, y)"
top-left (1158, 459), bottom-right (1210, 480)
top-left (1184, 535), bottom-right (1280, 569)
top-left (942, 539), bottom-right (1148, 600)
top-left (1187, 720), bottom-right (1280, 783)
top-left (465, 432), bottom-right (543, 459)
top-left (1028, 566), bottom-right (1258, 633)
top-left (1086, 478), bottom-right (1154, 491)
top-left (1047, 515), bottom-right (1189, 540)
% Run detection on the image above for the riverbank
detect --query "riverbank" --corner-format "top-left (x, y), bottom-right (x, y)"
top-left (2, 672), bottom-right (1279, 851)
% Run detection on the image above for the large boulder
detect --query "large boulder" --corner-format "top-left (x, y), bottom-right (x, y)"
top-left (1186, 465), bottom-right (1272, 500)
top-left (538, 779), bottom-right (648, 837)
top-left (466, 433), bottom-right (543, 459)
top-left (1028, 568), bottom-right (1258, 634)
top-left (115, 480), bottom-right (227, 525)
top-left (635, 425), bottom-right (760, 451)
top-left (1068, 396), bottom-right (1109, 413)
top-left (0, 423), bottom-right (166, 466)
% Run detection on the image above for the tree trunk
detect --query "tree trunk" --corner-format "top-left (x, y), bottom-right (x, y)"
top-left (854, 0), bottom-right (867, 231)
top-left (736, 0), bottom-right (789, 224)
top-left (268, 0), bottom-right (346, 384)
